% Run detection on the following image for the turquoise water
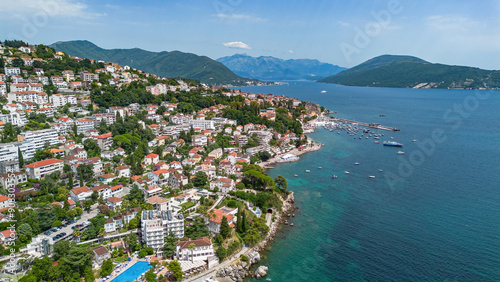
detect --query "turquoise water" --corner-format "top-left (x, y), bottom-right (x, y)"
top-left (236, 82), bottom-right (500, 281)
top-left (110, 261), bottom-right (152, 282)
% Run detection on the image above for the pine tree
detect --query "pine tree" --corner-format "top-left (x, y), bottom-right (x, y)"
top-left (79, 172), bottom-right (84, 187)
top-left (18, 147), bottom-right (24, 169)
top-left (236, 208), bottom-right (242, 233)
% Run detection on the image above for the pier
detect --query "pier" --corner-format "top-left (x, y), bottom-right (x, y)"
top-left (333, 118), bottom-right (400, 131)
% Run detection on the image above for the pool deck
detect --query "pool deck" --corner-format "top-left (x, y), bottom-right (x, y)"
top-left (98, 257), bottom-right (148, 282)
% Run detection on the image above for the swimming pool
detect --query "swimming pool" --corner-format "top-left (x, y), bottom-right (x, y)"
top-left (110, 261), bottom-right (152, 282)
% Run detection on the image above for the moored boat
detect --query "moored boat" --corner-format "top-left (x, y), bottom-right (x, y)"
top-left (383, 141), bottom-right (403, 147)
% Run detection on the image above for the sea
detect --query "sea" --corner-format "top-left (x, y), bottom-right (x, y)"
top-left (233, 81), bottom-right (500, 282)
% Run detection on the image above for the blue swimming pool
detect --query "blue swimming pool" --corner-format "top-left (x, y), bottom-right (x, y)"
top-left (110, 261), bottom-right (152, 282)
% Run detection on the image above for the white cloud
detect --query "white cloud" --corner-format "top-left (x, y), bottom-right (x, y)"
top-left (338, 21), bottom-right (350, 27)
top-left (223, 41), bottom-right (252, 49)
top-left (2, 0), bottom-right (92, 18)
top-left (426, 15), bottom-right (482, 31)
top-left (214, 13), bottom-right (266, 23)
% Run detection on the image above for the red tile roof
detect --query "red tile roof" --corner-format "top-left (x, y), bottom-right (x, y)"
top-left (26, 158), bottom-right (62, 168)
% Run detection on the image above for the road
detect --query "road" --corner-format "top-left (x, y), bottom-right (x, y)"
top-left (50, 203), bottom-right (99, 242)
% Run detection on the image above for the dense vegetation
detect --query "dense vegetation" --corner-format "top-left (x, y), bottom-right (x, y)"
top-left (50, 40), bottom-right (258, 85)
top-left (320, 54), bottom-right (500, 89)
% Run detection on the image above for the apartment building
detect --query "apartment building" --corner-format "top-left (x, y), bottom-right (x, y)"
top-left (18, 129), bottom-right (59, 151)
top-left (141, 209), bottom-right (184, 255)
top-left (25, 158), bottom-right (63, 179)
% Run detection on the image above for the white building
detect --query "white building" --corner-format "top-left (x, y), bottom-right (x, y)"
top-left (25, 235), bottom-right (54, 257)
top-left (25, 158), bottom-right (63, 179)
top-left (76, 118), bottom-right (94, 134)
top-left (189, 120), bottom-right (215, 130)
top-left (70, 186), bottom-right (92, 202)
top-left (19, 129), bottom-right (59, 151)
top-left (0, 111), bottom-right (28, 127)
top-left (50, 94), bottom-right (77, 107)
top-left (141, 209), bottom-right (184, 255)
top-left (175, 237), bottom-right (215, 262)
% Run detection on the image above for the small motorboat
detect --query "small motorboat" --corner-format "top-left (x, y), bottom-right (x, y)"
top-left (305, 170), bottom-right (310, 173)
top-left (318, 167), bottom-right (322, 169)
top-left (412, 139), bottom-right (417, 142)
top-left (397, 151), bottom-right (405, 155)
top-left (294, 174), bottom-right (298, 177)
top-left (369, 175), bottom-right (376, 179)
top-left (378, 169), bottom-right (383, 172)
top-left (345, 171), bottom-right (350, 174)
top-left (354, 162), bottom-right (360, 165)
top-left (332, 175), bottom-right (338, 179)
top-left (374, 141), bottom-right (380, 144)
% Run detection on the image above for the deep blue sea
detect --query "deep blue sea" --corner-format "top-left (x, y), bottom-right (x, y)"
top-left (235, 81), bottom-right (500, 282)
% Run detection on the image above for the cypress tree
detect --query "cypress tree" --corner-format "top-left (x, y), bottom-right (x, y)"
top-left (236, 208), bottom-right (242, 233)
top-left (18, 147), bottom-right (24, 168)
top-left (242, 210), bottom-right (249, 233)
top-left (68, 172), bottom-right (73, 188)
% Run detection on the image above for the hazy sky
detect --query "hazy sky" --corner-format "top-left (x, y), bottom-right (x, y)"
top-left (2, 0), bottom-right (500, 69)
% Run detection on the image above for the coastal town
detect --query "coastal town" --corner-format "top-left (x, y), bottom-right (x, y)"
top-left (0, 41), bottom-right (323, 282)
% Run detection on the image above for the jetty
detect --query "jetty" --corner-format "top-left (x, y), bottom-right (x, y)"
top-left (333, 118), bottom-right (400, 131)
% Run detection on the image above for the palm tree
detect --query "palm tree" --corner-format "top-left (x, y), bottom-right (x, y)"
top-left (99, 228), bottom-right (106, 242)
top-left (73, 228), bottom-right (81, 242)
top-left (188, 243), bottom-right (196, 263)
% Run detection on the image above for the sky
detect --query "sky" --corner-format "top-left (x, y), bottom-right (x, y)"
top-left (1, 0), bottom-right (500, 69)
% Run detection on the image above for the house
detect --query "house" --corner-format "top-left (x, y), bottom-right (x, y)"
top-left (145, 185), bottom-right (162, 198)
top-left (175, 237), bottom-right (215, 262)
top-left (208, 148), bottom-right (223, 159)
top-left (209, 177), bottom-right (235, 193)
top-left (169, 173), bottom-right (188, 189)
top-left (25, 159), bottom-right (63, 179)
top-left (91, 184), bottom-right (112, 200)
top-left (148, 169), bottom-right (169, 185)
top-left (106, 197), bottom-right (123, 211)
top-left (0, 230), bottom-right (17, 245)
top-left (0, 172), bottom-right (27, 189)
top-left (115, 165), bottom-right (130, 178)
top-left (70, 186), bottom-right (92, 202)
top-left (0, 195), bottom-right (15, 210)
top-left (144, 153), bottom-right (159, 166)
top-left (99, 174), bottom-right (117, 184)
top-left (92, 246), bottom-right (111, 265)
top-left (94, 132), bottom-right (113, 150)
top-left (147, 196), bottom-right (170, 211)
top-left (207, 207), bottom-right (238, 235)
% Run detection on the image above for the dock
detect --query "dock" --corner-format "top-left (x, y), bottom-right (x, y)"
top-left (333, 118), bottom-right (400, 131)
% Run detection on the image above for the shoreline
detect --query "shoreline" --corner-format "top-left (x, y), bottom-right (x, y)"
top-left (188, 123), bottom-right (323, 281)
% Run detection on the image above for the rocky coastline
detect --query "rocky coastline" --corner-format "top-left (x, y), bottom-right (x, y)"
top-left (216, 192), bottom-right (296, 281)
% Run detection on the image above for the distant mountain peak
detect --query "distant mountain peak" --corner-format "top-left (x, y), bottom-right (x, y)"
top-left (217, 54), bottom-right (346, 81)
top-left (320, 54), bottom-right (500, 89)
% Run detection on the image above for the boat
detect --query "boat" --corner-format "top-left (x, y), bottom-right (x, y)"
top-left (412, 139), bottom-right (417, 142)
top-left (354, 162), bottom-right (360, 165)
top-left (378, 169), bottom-right (383, 172)
top-left (397, 151), bottom-right (405, 155)
top-left (345, 171), bottom-right (350, 174)
top-left (321, 90), bottom-right (327, 93)
top-left (318, 167), bottom-right (322, 169)
top-left (305, 170), bottom-right (310, 173)
top-left (294, 174), bottom-right (298, 177)
top-left (383, 141), bottom-right (403, 147)
top-left (332, 175), bottom-right (338, 179)
top-left (374, 141), bottom-right (380, 144)
top-left (369, 175), bottom-right (376, 178)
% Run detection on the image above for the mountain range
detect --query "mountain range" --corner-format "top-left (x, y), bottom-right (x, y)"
top-left (320, 55), bottom-right (500, 89)
top-left (217, 54), bottom-right (346, 81)
top-left (50, 40), bottom-right (257, 85)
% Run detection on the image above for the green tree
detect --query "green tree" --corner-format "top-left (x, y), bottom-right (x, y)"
top-left (220, 216), bottom-right (231, 239)
top-left (192, 171), bottom-right (208, 187)
top-left (243, 228), bottom-right (261, 246)
top-left (100, 258), bottom-right (113, 277)
top-left (18, 147), bottom-right (24, 168)
top-left (77, 164), bottom-right (94, 181)
top-left (168, 260), bottom-right (184, 281)
top-left (128, 217), bottom-right (138, 229)
top-left (274, 175), bottom-right (288, 192)
top-left (83, 138), bottom-right (101, 158)
top-left (68, 171), bottom-right (73, 188)
top-left (33, 148), bottom-right (54, 161)
top-left (242, 210), bottom-right (249, 233)
top-left (188, 243), bottom-right (196, 263)
top-left (53, 240), bottom-right (71, 260)
top-left (18, 223), bottom-right (32, 237)
top-left (236, 208), bottom-right (242, 233)
top-left (163, 233), bottom-right (179, 258)
top-left (216, 246), bottom-right (228, 261)
top-left (145, 269), bottom-right (157, 282)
